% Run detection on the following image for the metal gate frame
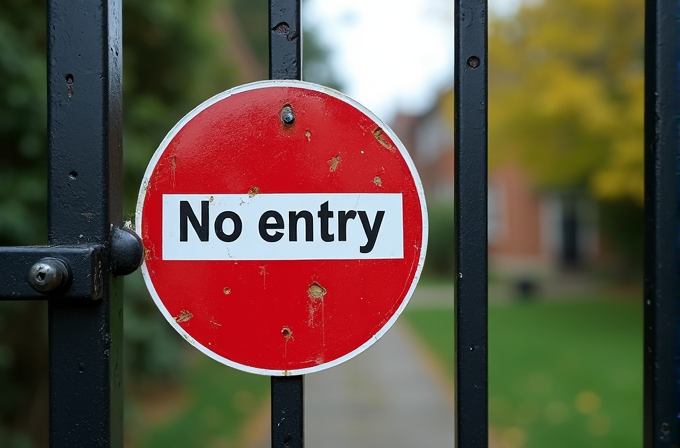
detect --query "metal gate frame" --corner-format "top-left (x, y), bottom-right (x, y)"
top-left (0, 1), bottom-right (677, 447)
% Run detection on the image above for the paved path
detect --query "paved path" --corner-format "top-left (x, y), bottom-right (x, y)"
top-left (256, 321), bottom-right (455, 447)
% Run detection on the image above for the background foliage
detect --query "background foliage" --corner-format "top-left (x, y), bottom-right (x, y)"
top-left (487, 0), bottom-right (644, 270)
top-left (489, 0), bottom-right (644, 201)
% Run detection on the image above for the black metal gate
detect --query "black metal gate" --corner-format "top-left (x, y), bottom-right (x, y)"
top-left (0, 0), bottom-right (678, 447)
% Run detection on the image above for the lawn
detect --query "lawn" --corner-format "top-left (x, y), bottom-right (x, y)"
top-left (129, 355), bottom-right (270, 448)
top-left (404, 296), bottom-right (642, 448)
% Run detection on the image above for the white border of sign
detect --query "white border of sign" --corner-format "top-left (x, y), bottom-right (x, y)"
top-left (136, 80), bottom-right (429, 376)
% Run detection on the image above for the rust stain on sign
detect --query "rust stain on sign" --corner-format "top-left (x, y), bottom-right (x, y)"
top-left (248, 186), bottom-right (260, 198)
top-left (372, 128), bottom-right (395, 152)
top-left (175, 310), bottom-right (193, 323)
top-left (327, 155), bottom-right (341, 172)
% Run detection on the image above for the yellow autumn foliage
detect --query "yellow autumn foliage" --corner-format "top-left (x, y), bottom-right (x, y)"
top-left (488, 0), bottom-right (644, 203)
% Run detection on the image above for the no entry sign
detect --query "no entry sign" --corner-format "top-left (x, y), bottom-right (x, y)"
top-left (136, 80), bottom-right (427, 375)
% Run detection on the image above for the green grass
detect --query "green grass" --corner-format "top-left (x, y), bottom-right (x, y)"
top-left (404, 297), bottom-right (642, 448)
top-left (134, 356), bottom-right (269, 448)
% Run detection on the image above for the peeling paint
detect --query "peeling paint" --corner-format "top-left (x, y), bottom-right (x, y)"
top-left (175, 310), bottom-right (193, 323)
top-left (327, 155), bottom-right (341, 172)
top-left (143, 246), bottom-right (153, 262)
top-left (65, 74), bottom-right (74, 98)
top-left (248, 186), bottom-right (260, 198)
top-left (373, 127), bottom-right (396, 152)
top-left (305, 130), bottom-right (311, 141)
top-left (373, 176), bottom-right (383, 186)
top-left (223, 287), bottom-right (231, 295)
top-left (307, 282), bottom-right (326, 299)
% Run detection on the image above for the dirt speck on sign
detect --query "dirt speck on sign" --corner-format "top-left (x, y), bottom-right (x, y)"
top-left (175, 310), bottom-right (193, 323)
top-left (305, 130), bottom-right (311, 141)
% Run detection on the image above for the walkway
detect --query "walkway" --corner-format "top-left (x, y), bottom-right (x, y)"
top-left (256, 319), bottom-right (455, 447)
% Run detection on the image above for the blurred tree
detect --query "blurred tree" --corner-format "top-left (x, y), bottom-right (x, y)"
top-left (489, 0), bottom-right (644, 203)
top-left (0, 1), bottom-right (341, 446)
top-left (488, 0), bottom-right (644, 270)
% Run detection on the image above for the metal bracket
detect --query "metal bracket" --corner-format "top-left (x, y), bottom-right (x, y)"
top-left (0, 245), bottom-right (104, 300)
top-left (0, 226), bottom-right (143, 301)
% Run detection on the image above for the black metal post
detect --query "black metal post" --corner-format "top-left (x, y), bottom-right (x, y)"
top-left (454, 0), bottom-right (488, 447)
top-left (269, 1), bottom-right (304, 447)
top-left (643, 1), bottom-right (680, 448)
top-left (47, 0), bottom-right (124, 446)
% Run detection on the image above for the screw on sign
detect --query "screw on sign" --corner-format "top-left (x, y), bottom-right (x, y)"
top-left (136, 80), bottom-right (427, 376)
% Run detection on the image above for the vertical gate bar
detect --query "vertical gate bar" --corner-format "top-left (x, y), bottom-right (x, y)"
top-left (269, 0), bottom-right (301, 81)
top-left (643, 1), bottom-right (680, 447)
top-left (454, 0), bottom-right (488, 447)
top-left (271, 376), bottom-right (304, 448)
top-left (269, 1), bottom-right (304, 447)
top-left (47, 0), bottom-right (123, 447)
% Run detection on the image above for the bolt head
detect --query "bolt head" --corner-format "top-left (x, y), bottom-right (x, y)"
top-left (280, 105), bottom-right (295, 125)
top-left (28, 258), bottom-right (69, 293)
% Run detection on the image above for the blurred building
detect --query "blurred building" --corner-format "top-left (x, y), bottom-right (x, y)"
top-left (391, 90), bottom-right (600, 280)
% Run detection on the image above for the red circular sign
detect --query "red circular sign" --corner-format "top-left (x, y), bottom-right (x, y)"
top-left (136, 81), bottom-right (427, 375)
